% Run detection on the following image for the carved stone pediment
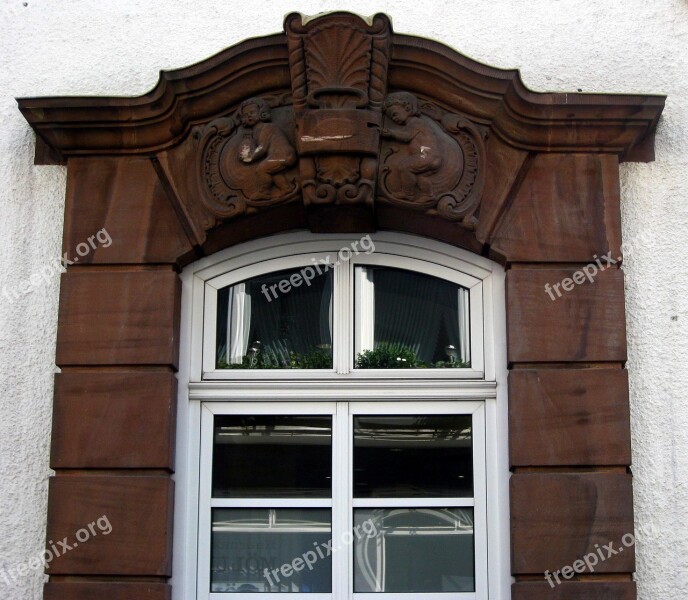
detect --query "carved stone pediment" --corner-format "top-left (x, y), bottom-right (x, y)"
top-left (18, 11), bottom-right (665, 245)
top-left (194, 12), bottom-right (487, 232)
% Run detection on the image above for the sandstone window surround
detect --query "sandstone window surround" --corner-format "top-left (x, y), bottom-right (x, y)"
top-left (17, 12), bottom-right (664, 600)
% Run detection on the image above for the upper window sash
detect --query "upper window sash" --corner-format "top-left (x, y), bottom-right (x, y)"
top-left (192, 234), bottom-right (495, 382)
top-left (201, 255), bottom-right (484, 380)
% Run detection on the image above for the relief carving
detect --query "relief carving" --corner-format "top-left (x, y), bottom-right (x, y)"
top-left (379, 92), bottom-right (487, 229)
top-left (198, 96), bottom-right (298, 218)
top-left (193, 15), bottom-right (485, 231)
top-left (285, 12), bottom-right (392, 215)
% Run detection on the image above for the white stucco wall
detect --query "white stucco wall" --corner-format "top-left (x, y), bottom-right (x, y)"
top-left (1, 1), bottom-right (686, 599)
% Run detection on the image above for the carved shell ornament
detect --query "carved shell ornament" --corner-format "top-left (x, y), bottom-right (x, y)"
top-left (286, 13), bottom-right (391, 210)
top-left (378, 92), bottom-right (487, 228)
top-left (197, 96), bottom-right (299, 218)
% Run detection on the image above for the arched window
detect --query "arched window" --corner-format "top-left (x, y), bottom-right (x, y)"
top-left (199, 234), bottom-right (487, 378)
top-left (175, 232), bottom-right (509, 600)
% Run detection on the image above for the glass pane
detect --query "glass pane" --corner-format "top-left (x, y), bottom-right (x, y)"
top-left (211, 508), bottom-right (332, 593)
top-left (353, 415), bottom-right (472, 498)
top-left (353, 508), bottom-right (475, 593)
top-left (216, 267), bottom-right (333, 369)
top-left (355, 266), bottom-right (470, 369)
top-left (213, 416), bottom-right (332, 498)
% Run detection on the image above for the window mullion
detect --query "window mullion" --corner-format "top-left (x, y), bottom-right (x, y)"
top-left (334, 258), bottom-right (352, 374)
top-left (332, 401), bottom-right (351, 599)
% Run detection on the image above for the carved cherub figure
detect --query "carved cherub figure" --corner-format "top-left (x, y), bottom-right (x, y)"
top-left (235, 98), bottom-right (297, 196)
top-left (382, 92), bottom-right (443, 199)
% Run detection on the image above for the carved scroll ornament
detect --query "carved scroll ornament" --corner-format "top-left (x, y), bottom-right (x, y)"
top-left (195, 13), bottom-right (486, 230)
top-left (378, 92), bottom-right (487, 229)
top-left (198, 95), bottom-right (299, 219)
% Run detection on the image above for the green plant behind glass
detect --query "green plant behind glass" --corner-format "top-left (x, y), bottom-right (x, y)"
top-left (355, 342), bottom-right (470, 369)
top-left (217, 343), bottom-right (332, 369)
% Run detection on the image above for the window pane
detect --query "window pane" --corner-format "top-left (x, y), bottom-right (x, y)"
top-left (213, 416), bottom-right (332, 498)
top-left (353, 415), bottom-right (472, 498)
top-left (211, 508), bottom-right (332, 593)
top-left (216, 267), bottom-right (333, 369)
top-left (353, 508), bottom-right (474, 593)
top-left (355, 266), bottom-right (470, 368)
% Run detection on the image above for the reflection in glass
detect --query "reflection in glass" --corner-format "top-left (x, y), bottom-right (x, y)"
top-left (216, 268), bottom-right (333, 369)
top-left (353, 415), bottom-right (473, 498)
top-left (353, 508), bottom-right (475, 593)
top-left (211, 508), bottom-right (332, 593)
top-left (213, 416), bottom-right (332, 498)
top-left (355, 266), bottom-right (470, 369)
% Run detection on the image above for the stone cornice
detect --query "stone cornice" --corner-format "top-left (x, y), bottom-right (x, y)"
top-left (17, 13), bottom-right (664, 165)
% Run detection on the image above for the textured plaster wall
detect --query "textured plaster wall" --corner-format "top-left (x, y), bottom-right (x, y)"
top-left (0, 1), bottom-right (686, 599)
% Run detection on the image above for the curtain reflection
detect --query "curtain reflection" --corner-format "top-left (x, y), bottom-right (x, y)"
top-left (216, 268), bottom-right (333, 369)
top-left (355, 267), bottom-right (470, 368)
top-left (373, 269), bottom-right (460, 364)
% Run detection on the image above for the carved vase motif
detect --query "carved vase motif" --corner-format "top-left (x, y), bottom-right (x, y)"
top-left (286, 12), bottom-right (392, 214)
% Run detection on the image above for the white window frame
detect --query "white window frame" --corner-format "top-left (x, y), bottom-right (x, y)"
top-left (172, 232), bottom-right (510, 600)
top-left (198, 400), bottom-right (487, 600)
